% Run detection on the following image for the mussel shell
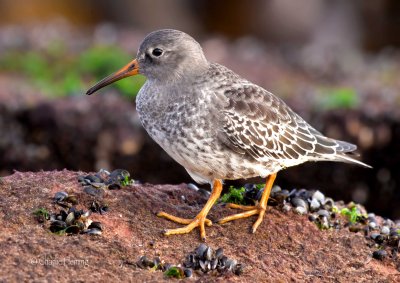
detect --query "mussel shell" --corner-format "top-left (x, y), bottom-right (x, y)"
top-left (84, 186), bottom-right (104, 197)
top-left (83, 228), bottom-right (102, 235)
top-left (84, 175), bottom-right (102, 183)
top-left (196, 244), bottom-right (208, 258)
top-left (108, 183), bottom-right (121, 190)
top-left (54, 191), bottom-right (68, 202)
top-left (234, 263), bottom-right (244, 275)
top-left (312, 190), bottom-right (325, 203)
top-left (372, 250), bottom-right (387, 260)
top-left (65, 225), bottom-right (80, 234)
top-left (291, 197), bottom-right (308, 210)
top-left (204, 247), bottom-right (213, 261)
top-left (225, 259), bottom-right (237, 271)
top-left (215, 248), bottom-right (224, 259)
top-left (183, 268), bottom-right (193, 278)
top-left (109, 169), bottom-right (130, 182)
top-left (88, 221), bottom-right (103, 231)
top-left (49, 220), bottom-right (67, 232)
top-left (63, 195), bottom-right (78, 205)
top-left (65, 212), bottom-right (75, 226)
top-left (58, 210), bottom-right (68, 221)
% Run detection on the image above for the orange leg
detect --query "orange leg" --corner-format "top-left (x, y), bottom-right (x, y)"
top-left (157, 179), bottom-right (223, 241)
top-left (218, 173), bottom-right (277, 233)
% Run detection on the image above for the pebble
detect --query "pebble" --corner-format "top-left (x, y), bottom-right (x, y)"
top-left (271, 185), bottom-right (281, 194)
top-left (291, 197), bottom-right (308, 211)
top-left (273, 190), bottom-right (290, 204)
top-left (323, 198), bottom-right (334, 208)
top-left (282, 204), bottom-right (291, 212)
top-left (183, 244), bottom-right (243, 275)
top-left (349, 224), bottom-right (362, 233)
top-left (89, 201), bottom-right (109, 214)
top-left (312, 190), bottom-right (325, 204)
top-left (91, 182), bottom-right (106, 189)
top-left (43, 190), bottom-right (104, 236)
top-left (84, 186), bottom-right (104, 197)
top-left (308, 215), bottom-right (317, 222)
top-left (295, 206), bottom-right (307, 215)
top-left (317, 209), bottom-right (330, 218)
top-left (319, 216), bottom-right (330, 230)
top-left (183, 268), bottom-right (193, 278)
top-left (371, 233), bottom-right (385, 244)
top-left (372, 250), bottom-right (387, 260)
top-left (88, 221), bottom-right (103, 231)
top-left (187, 183), bottom-right (211, 197)
top-left (85, 175), bottom-right (102, 183)
top-left (164, 181), bottom-right (400, 269)
top-left (54, 191), bottom-right (68, 202)
top-left (370, 233), bottom-right (380, 240)
top-left (383, 219), bottom-right (394, 227)
top-left (309, 198), bottom-right (320, 211)
top-left (381, 226), bottom-right (390, 235)
top-left (368, 222), bottom-right (377, 229)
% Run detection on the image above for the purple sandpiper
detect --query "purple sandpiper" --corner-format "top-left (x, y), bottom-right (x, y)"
top-left (86, 29), bottom-right (370, 241)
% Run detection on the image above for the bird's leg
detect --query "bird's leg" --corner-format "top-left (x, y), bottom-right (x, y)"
top-left (157, 179), bottom-right (223, 241)
top-left (218, 173), bottom-right (277, 233)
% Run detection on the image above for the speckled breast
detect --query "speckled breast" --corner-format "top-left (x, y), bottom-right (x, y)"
top-left (136, 81), bottom-right (225, 176)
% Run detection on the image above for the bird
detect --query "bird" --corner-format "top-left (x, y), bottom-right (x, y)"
top-left (86, 29), bottom-right (370, 241)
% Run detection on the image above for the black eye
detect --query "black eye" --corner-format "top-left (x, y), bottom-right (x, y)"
top-left (152, 48), bottom-right (163, 57)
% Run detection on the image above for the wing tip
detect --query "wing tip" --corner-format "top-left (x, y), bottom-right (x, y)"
top-left (336, 154), bottom-right (372, 168)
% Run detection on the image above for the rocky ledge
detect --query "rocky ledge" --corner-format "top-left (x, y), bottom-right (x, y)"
top-left (0, 170), bottom-right (399, 282)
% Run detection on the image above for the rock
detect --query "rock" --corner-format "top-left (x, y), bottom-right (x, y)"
top-left (0, 170), bottom-right (396, 282)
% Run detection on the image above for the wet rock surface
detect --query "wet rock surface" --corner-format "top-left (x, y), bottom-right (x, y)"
top-left (228, 183), bottom-right (400, 264)
top-left (0, 170), bottom-right (399, 282)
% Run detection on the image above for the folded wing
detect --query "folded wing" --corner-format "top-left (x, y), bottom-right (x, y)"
top-left (218, 81), bottom-right (369, 167)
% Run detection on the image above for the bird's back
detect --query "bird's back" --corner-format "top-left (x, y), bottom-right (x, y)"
top-left (200, 63), bottom-right (370, 169)
top-left (136, 62), bottom-right (370, 183)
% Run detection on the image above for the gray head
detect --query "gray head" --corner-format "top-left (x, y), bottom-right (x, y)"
top-left (137, 29), bottom-right (208, 82)
top-left (86, 29), bottom-right (208, 95)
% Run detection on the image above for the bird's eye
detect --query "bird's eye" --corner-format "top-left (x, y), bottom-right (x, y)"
top-left (152, 48), bottom-right (163, 57)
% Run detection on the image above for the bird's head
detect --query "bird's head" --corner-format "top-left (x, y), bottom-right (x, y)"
top-left (86, 29), bottom-right (208, 95)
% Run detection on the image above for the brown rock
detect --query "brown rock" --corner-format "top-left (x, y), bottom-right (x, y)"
top-left (0, 170), bottom-right (398, 281)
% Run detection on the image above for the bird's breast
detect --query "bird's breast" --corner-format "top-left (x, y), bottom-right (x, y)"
top-left (136, 82), bottom-right (217, 145)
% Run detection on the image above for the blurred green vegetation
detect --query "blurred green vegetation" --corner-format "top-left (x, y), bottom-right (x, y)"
top-left (317, 87), bottom-right (359, 110)
top-left (0, 44), bottom-right (146, 98)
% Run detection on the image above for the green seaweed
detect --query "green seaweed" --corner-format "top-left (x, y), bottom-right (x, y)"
top-left (33, 207), bottom-right (50, 220)
top-left (219, 186), bottom-right (246, 204)
top-left (164, 266), bottom-right (183, 279)
top-left (340, 206), bottom-right (364, 224)
top-left (120, 174), bottom-right (133, 186)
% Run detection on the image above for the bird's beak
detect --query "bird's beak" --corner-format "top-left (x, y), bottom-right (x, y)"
top-left (86, 58), bottom-right (139, 95)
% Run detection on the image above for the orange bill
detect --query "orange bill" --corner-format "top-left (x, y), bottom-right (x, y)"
top-left (86, 58), bottom-right (139, 95)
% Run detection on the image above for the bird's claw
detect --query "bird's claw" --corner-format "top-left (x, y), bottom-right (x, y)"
top-left (157, 211), bottom-right (212, 240)
top-left (218, 204), bottom-right (267, 233)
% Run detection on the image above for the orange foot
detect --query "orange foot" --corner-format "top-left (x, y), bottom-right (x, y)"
top-left (157, 179), bottom-right (223, 241)
top-left (218, 173), bottom-right (277, 233)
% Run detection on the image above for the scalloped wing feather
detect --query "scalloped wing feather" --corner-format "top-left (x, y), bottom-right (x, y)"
top-left (219, 81), bottom-right (369, 168)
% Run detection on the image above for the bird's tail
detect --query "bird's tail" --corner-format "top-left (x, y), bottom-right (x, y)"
top-left (333, 140), bottom-right (372, 168)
